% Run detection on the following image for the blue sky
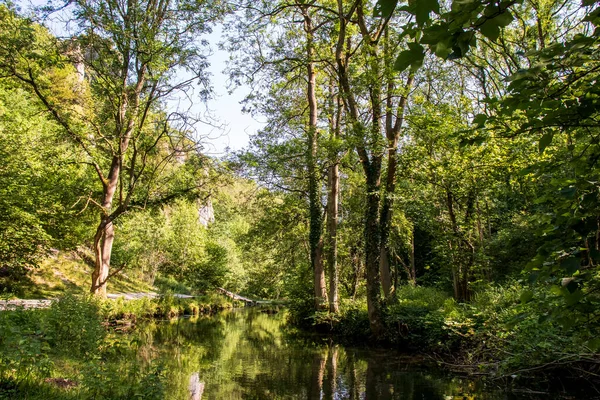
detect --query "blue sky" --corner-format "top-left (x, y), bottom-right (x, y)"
top-left (201, 26), bottom-right (264, 155)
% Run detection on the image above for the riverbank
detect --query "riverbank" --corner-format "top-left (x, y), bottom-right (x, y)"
top-left (0, 292), bottom-right (241, 398)
top-left (1, 306), bottom-right (575, 399)
top-left (290, 284), bottom-right (600, 393)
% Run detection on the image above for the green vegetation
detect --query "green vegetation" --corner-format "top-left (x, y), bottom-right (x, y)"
top-left (0, 293), bottom-right (237, 398)
top-left (2, 0), bottom-right (600, 395)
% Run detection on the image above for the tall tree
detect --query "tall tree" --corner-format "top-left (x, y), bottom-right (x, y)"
top-left (334, 0), bottom-right (414, 335)
top-left (225, 0), bottom-right (340, 309)
top-left (0, 1), bottom-right (227, 296)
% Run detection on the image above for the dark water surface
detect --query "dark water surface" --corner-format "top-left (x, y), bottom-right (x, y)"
top-left (135, 308), bottom-right (547, 400)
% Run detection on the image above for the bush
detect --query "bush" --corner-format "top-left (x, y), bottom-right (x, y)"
top-left (0, 310), bottom-right (52, 384)
top-left (335, 301), bottom-right (370, 339)
top-left (154, 275), bottom-right (191, 295)
top-left (45, 293), bottom-right (105, 356)
top-left (384, 286), bottom-right (451, 350)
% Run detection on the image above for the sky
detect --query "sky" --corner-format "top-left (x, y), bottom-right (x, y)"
top-left (198, 26), bottom-right (264, 156)
top-left (21, 0), bottom-right (264, 156)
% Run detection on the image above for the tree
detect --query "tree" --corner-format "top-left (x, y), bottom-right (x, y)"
top-left (333, 0), bottom-right (414, 335)
top-left (225, 0), bottom-right (340, 310)
top-left (0, 1), bottom-right (228, 296)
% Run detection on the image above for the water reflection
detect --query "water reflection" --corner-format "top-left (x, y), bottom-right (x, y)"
top-left (125, 308), bottom-right (515, 400)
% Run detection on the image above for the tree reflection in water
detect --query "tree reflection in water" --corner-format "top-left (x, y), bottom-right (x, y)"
top-left (123, 308), bottom-right (507, 399)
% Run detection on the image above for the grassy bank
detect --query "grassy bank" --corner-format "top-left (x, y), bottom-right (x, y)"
top-left (290, 283), bottom-right (600, 387)
top-left (3, 249), bottom-right (156, 299)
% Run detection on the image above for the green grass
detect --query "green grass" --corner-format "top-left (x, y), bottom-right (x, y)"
top-left (18, 250), bottom-right (155, 299)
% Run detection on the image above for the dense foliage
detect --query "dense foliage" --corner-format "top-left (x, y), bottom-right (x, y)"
top-left (2, 0), bottom-right (600, 393)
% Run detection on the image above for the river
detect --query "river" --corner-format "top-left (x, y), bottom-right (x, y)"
top-left (113, 307), bottom-right (563, 399)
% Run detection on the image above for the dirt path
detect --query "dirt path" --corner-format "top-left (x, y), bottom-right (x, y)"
top-left (0, 292), bottom-right (196, 311)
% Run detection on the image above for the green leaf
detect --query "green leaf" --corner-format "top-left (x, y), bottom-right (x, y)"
top-left (559, 186), bottom-right (577, 199)
top-left (433, 39), bottom-right (451, 58)
top-left (421, 23), bottom-right (450, 44)
top-left (539, 132), bottom-right (553, 153)
top-left (505, 312), bottom-right (527, 329)
top-left (472, 113), bottom-right (487, 127)
top-left (518, 166), bottom-right (535, 176)
top-left (494, 10), bottom-right (514, 27)
top-left (551, 285), bottom-right (566, 296)
top-left (479, 18), bottom-right (501, 41)
top-left (528, 271), bottom-right (539, 284)
top-left (393, 43), bottom-right (425, 72)
top-left (456, 31), bottom-right (475, 57)
top-left (415, 0), bottom-right (440, 25)
top-left (520, 290), bottom-right (534, 304)
top-left (374, 0), bottom-right (399, 18)
top-left (565, 289), bottom-right (583, 305)
top-left (394, 50), bottom-right (414, 72)
top-left (557, 315), bottom-right (576, 328)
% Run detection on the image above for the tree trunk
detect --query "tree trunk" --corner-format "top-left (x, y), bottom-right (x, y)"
top-left (327, 160), bottom-right (340, 313)
top-left (446, 189), bottom-right (473, 302)
top-left (350, 246), bottom-right (362, 300)
top-left (410, 227), bottom-right (416, 285)
top-left (364, 165), bottom-right (383, 337)
top-left (91, 220), bottom-right (113, 297)
top-left (90, 156), bottom-right (121, 297)
top-left (303, 8), bottom-right (327, 310)
top-left (335, 0), bottom-right (385, 336)
top-left (379, 72), bottom-right (414, 300)
top-left (326, 87), bottom-right (341, 314)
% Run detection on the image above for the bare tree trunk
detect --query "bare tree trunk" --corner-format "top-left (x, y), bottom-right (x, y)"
top-left (314, 239), bottom-right (327, 308)
top-left (327, 161), bottom-right (340, 313)
top-left (91, 221), bottom-right (113, 297)
top-left (410, 227), bottom-right (416, 285)
top-left (350, 246), bottom-right (362, 300)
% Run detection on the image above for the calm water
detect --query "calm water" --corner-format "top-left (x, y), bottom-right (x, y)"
top-left (128, 308), bottom-right (538, 400)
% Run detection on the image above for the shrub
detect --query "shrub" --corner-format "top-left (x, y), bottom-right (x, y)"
top-left (0, 310), bottom-right (52, 384)
top-left (384, 286), bottom-right (451, 350)
top-left (44, 293), bottom-right (104, 356)
top-left (335, 301), bottom-right (370, 339)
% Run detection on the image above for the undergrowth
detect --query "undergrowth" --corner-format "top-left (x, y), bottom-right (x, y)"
top-left (293, 282), bottom-right (600, 381)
